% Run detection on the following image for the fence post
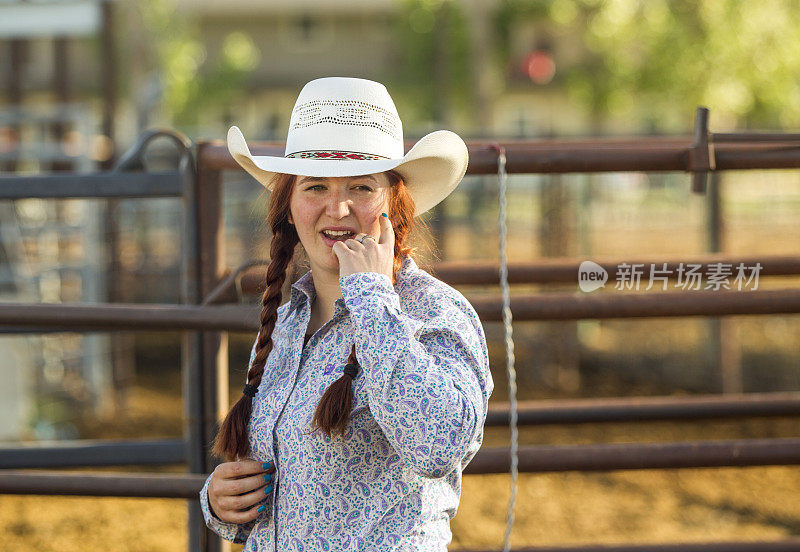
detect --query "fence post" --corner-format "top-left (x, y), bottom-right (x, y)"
top-left (185, 147), bottom-right (226, 552)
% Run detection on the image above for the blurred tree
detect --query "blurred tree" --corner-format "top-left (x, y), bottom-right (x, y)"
top-left (392, 0), bottom-right (473, 126)
top-left (495, 0), bottom-right (800, 130)
top-left (137, 0), bottom-right (259, 128)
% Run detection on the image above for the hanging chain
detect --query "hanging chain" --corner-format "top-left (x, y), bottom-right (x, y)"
top-left (491, 144), bottom-right (518, 552)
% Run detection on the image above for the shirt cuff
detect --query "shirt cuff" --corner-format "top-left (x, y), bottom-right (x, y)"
top-left (339, 270), bottom-right (425, 368)
top-left (340, 271), bottom-right (400, 311)
top-left (199, 473), bottom-right (252, 544)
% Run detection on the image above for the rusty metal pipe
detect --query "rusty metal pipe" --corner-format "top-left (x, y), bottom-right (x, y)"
top-left (0, 302), bottom-right (257, 332)
top-left (2, 288), bottom-right (800, 333)
top-left (485, 391), bottom-right (800, 426)
top-left (0, 471), bottom-right (206, 498)
top-left (196, 136), bottom-right (800, 174)
top-left (464, 438), bottom-right (800, 474)
top-left (451, 538), bottom-right (800, 552)
top-left (0, 439), bottom-right (186, 469)
top-left (470, 289), bottom-right (800, 321)
top-left (3, 437), bottom-right (798, 499)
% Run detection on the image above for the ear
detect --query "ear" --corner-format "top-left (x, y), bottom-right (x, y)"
top-left (287, 213), bottom-right (294, 225)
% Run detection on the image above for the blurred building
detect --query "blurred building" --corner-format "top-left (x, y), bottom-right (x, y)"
top-left (1, 0), bottom-right (115, 440)
top-left (170, 0), bottom-right (601, 140)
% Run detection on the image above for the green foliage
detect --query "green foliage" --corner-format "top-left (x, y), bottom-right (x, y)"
top-left (136, 0), bottom-right (800, 131)
top-left (138, 0), bottom-right (259, 127)
top-left (493, 0), bottom-right (551, 69)
top-left (391, 0), bottom-right (473, 124)
top-left (496, 0), bottom-right (800, 129)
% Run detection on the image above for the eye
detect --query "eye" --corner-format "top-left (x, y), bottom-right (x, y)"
top-left (353, 185), bottom-right (373, 192)
top-left (305, 184), bottom-right (326, 191)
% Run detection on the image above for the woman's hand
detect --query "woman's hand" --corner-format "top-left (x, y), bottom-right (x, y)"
top-left (207, 460), bottom-right (276, 523)
top-left (332, 213), bottom-right (394, 280)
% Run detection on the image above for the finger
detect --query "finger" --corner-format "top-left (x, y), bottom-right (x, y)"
top-left (218, 471), bottom-right (275, 496)
top-left (378, 212), bottom-right (394, 247)
top-left (355, 233), bottom-right (378, 248)
top-left (344, 238), bottom-right (366, 251)
top-left (218, 460), bottom-right (274, 479)
top-left (221, 502), bottom-right (265, 524)
top-left (331, 240), bottom-right (349, 259)
top-left (219, 480), bottom-right (274, 512)
top-left (218, 488), bottom-right (273, 523)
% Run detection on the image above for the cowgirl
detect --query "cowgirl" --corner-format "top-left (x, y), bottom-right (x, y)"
top-left (200, 77), bottom-right (493, 551)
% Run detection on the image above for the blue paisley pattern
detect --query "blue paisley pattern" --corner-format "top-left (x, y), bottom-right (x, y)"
top-left (200, 256), bottom-right (493, 551)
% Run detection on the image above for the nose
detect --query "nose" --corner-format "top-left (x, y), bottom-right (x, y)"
top-left (325, 188), bottom-right (351, 219)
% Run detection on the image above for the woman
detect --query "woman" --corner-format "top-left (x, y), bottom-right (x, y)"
top-left (200, 77), bottom-right (493, 551)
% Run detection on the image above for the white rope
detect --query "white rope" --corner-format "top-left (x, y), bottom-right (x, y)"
top-left (495, 145), bottom-right (518, 552)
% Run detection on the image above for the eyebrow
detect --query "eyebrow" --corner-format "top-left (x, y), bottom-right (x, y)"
top-left (299, 175), bottom-right (378, 184)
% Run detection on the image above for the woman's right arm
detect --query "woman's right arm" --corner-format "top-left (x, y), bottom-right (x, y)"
top-left (199, 460), bottom-right (276, 544)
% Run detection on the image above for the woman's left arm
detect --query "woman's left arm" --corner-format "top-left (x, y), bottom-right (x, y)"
top-left (340, 271), bottom-right (493, 479)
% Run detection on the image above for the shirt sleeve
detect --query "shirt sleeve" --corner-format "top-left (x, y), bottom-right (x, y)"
top-left (199, 472), bottom-right (260, 544)
top-left (340, 271), bottom-right (493, 479)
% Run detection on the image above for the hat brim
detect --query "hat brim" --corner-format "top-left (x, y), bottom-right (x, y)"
top-left (227, 126), bottom-right (468, 216)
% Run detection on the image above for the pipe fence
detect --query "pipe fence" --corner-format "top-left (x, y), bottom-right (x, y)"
top-left (2, 109), bottom-right (800, 551)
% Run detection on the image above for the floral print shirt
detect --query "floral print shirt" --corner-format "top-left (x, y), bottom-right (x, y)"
top-left (199, 256), bottom-right (493, 551)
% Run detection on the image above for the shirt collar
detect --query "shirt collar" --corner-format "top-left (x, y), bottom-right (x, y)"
top-left (288, 270), bottom-right (316, 314)
top-left (287, 269), bottom-right (348, 316)
top-left (394, 255), bottom-right (419, 294)
top-left (287, 255), bottom-right (421, 315)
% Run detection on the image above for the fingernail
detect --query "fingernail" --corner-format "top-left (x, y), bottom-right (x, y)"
top-left (262, 461), bottom-right (272, 470)
top-left (381, 212), bottom-right (388, 218)
top-left (264, 474), bottom-right (272, 483)
top-left (265, 484), bottom-right (273, 494)
top-left (257, 505), bottom-right (266, 513)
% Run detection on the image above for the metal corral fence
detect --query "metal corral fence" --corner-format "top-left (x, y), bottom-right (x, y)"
top-left (2, 109), bottom-right (800, 552)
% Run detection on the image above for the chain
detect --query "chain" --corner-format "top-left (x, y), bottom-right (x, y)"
top-left (491, 144), bottom-right (518, 552)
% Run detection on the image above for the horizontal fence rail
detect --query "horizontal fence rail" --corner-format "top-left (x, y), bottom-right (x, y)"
top-left (462, 438), bottom-right (800, 474)
top-left (2, 288), bottom-right (799, 333)
top-left (0, 439), bottom-right (186, 469)
top-left (0, 392), bottom-right (797, 469)
top-left (468, 289), bottom-right (800, 321)
top-left (4, 437), bottom-right (799, 498)
top-left (0, 471), bottom-right (205, 498)
top-left (0, 171), bottom-right (184, 199)
top-left (484, 391), bottom-right (800, 426)
top-left (454, 539), bottom-right (800, 552)
top-left (0, 302), bottom-right (256, 332)
top-left (196, 133), bottom-right (800, 175)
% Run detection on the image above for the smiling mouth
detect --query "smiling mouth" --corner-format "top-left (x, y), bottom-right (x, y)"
top-left (320, 230), bottom-right (356, 242)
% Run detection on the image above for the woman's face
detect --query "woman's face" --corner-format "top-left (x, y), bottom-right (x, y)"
top-left (289, 172), bottom-right (392, 276)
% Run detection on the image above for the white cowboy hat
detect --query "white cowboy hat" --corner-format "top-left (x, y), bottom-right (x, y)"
top-left (227, 76), bottom-right (469, 216)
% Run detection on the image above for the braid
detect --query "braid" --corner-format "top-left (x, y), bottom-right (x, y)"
top-left (310, 345), bottom-right (359, 438)
top-left (212, 174), bottom-right (298, 461)
top-left (249, 223), bottom-right (299, 386)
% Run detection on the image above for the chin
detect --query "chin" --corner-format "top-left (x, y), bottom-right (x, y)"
top-left (310, 250), bottom-right (339, 274)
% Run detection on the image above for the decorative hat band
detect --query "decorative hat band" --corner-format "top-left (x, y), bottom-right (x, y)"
top-left (284, 150), bottom-right (389, 160)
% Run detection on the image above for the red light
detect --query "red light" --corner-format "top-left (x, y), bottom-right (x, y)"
top-left (523, 50), bottom-right (556, 84)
